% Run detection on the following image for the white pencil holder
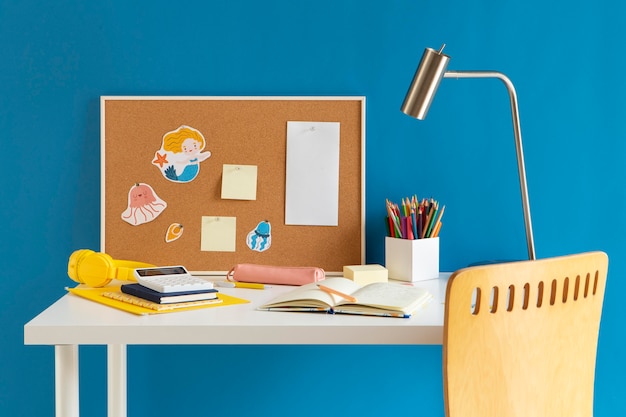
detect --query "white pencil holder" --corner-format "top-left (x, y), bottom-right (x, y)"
top-left (385, 236), bottom-right (439, 282)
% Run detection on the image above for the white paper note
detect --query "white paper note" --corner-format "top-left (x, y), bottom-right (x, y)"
top-left (285, 121), bottom-right (340, 226)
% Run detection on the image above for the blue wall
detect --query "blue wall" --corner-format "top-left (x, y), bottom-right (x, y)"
top-left (3, 1), bottom-right (625, 415)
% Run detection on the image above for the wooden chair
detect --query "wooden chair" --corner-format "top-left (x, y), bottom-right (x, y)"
top-left (443, 251), bottom-right (608, 417)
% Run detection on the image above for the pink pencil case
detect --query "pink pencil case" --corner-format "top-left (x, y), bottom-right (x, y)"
top-left (226, 264), bottom-right (325, 286)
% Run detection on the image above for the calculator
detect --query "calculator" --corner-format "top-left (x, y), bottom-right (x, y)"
top-left (133, 266), bottom-right (214, 293)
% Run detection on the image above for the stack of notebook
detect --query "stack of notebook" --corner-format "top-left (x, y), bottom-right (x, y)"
top-left (67, 267), bottom-right (244, 315)
top-left (120, 283), bottom-right (220, 304)
top-left (93, 282), bottom-right (223, 313)
top-left (68, 282), bottom-right (251, 315)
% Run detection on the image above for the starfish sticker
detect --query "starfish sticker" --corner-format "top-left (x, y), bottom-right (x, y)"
top-left (152, 152), bottom-right (168, 168)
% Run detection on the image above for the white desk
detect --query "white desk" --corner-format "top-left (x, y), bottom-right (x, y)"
top-left (24, 274), bottom-right (448, 417)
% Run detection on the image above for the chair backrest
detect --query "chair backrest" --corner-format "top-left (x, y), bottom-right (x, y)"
top-left (443, 252), bottom-right (608, 417)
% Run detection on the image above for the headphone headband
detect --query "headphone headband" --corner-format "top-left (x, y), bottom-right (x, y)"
top-left (68, 249), bottom-right (154, 287)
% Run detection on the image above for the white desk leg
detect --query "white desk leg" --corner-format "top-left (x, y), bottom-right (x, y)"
top-left (107, 344), bottom-right (127, 417)
top-left (55, 345), bottom-right (79, 417)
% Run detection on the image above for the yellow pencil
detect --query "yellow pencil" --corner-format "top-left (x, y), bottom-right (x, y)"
top-left (234, 282), bottom-right (266, 289)
top-left (432, 205), bottom-right (445, 237)
top-left (432, 221), bottom-right (443, 237)
top-left (217, 281), bottom-right (267, 289)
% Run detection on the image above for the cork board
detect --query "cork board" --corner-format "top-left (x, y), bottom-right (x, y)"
top-left (100, 96), bottom-right (365, 275)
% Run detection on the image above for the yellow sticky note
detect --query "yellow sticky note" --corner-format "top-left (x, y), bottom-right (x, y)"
top-left (201, 216), bottom-right (236, 252)
top-left (221, 164), bottom-right (258, 200)
top-left (343, 264), bottom-right (388, 285)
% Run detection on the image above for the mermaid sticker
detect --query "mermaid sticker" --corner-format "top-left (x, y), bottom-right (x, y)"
top-left (152, 125), bottom-right (211, 183)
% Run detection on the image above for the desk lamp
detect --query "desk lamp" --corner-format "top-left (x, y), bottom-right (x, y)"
top-left (401, 44), bottom-right (536, 260)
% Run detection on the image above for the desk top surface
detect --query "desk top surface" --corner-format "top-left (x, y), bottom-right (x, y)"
top-left (24, 274), bottom-right (449, 346)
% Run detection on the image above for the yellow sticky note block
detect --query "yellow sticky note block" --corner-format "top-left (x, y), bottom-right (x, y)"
top-left (221, 164), bottom-right (258, 200)
top-left (201, 216), bottom-right (236, 252)
top-left (343, 264), bottom-right (388, 286)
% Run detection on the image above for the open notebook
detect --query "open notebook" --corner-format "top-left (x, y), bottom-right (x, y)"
top-left (259, 277), bottom-right (432, 318)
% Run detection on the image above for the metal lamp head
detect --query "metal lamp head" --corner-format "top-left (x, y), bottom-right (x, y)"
top-left (401, 44), bottom-right (450, 120)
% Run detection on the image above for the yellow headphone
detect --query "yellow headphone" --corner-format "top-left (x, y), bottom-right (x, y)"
top-left (67, 249), bottom-right (155, 287)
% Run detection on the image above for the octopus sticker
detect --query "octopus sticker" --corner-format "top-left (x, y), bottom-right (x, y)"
top-left (121, 183), bottom-right (167, 226)
top-left (152, 125), bottom-right (211, 183)
top-left (246, 220), bottom-right (271, 252)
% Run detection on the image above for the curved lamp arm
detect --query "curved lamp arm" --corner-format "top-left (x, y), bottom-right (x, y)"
top-left (444, 71), bottom-right (535, 260)
top-left (401, 46), bottom-right (536, 260)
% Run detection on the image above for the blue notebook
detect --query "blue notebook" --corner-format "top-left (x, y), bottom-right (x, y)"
top-left (121, 283), bottom-right (218, 304)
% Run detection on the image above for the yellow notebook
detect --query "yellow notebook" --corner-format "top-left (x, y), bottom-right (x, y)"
top-left (67, 285), bottom-right (249, 315)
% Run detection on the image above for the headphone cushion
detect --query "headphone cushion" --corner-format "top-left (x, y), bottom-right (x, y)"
top-left (68, 249), bottom-right (115, 287)
top-left (67, 249), bottom-right (94, 283)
